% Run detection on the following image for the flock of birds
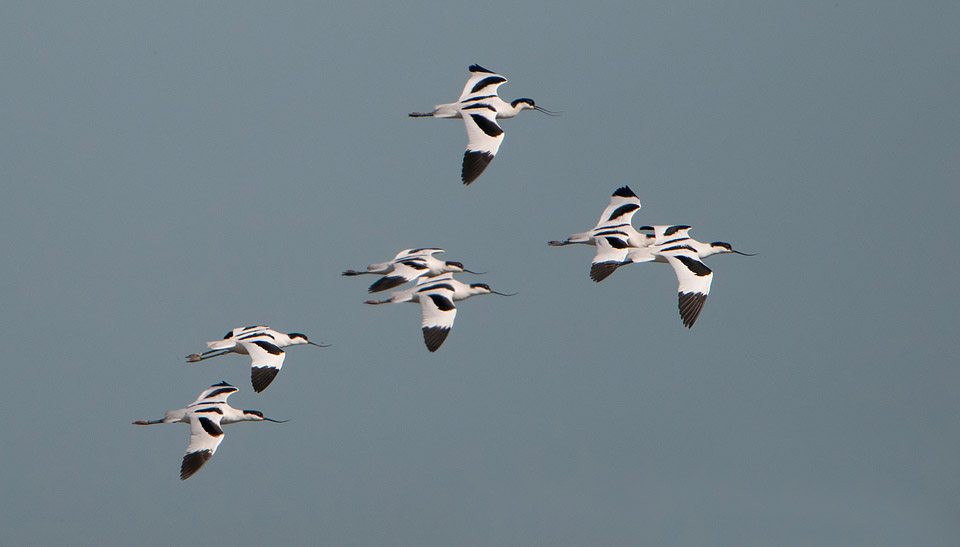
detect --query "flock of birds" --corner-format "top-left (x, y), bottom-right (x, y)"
top-left (133, 64), bottom-right (752, 480)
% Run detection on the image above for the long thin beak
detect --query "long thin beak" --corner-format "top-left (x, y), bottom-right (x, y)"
top-left (463, 268), bottom-right (487, 275)
top-left (132, 419), bottom-right (163, 425)
top-left (534, 106), bottom-right (561, 116)
top-left (491, 290), bottom-right (517, 296)
top-left (732, 250), bottom-right (757, 256)
top-left (262, 417), bottom-right (289, 423)
top-left (308, 341), bottom-right (331, 348)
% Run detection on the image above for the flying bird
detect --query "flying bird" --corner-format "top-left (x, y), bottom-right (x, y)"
top-left (132, 381), bottom-right (286, 480)
top-left (343, 248), bottom-right (483, 293)
top-left (548, 186), bottom-right (649, 248)
top-left (186, 326), bottom-right (329, 393)
top-left (364, 273), bottom-right (514, 352)
top-left (410, 64), bottom-right (557, 185)
top-left (590, 227), bottom-right (754, 328)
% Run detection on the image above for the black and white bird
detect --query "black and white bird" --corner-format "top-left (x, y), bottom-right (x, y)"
top-left (548, 186), bottom-right (649, 248)
top-left (186, 326), bottom-right (329, 393)
top-left (410, 64), bottom-right (557, 185)
top-left (132, 381), bottom-right (286, 480)
top-left (590, 227), bottom-right (754, 328)
top-left (343, 248), bottom-right (482, 293)
top-left (364, 273), bottom-right (514, 352)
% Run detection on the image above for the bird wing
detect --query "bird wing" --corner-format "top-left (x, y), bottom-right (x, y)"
top-left (592, 186), bottom-right (642, 230)
top-left (391, 248), bottom-right (444, 265)
top-left (368, 259), bottom-right (431, 293)
top-left (206, 325), bottom-right (270, 350)
top-left (658, 245), bottom-right (714, 328)
top-left (417, 283), bottom-right (457, 352)
top-left (237, 338), bottom-right (287, 393)
top-left (652, 225), bottom-right (693, 245)
top-left (417, 271), bottom-right (453, 286)
top-left (181, 409), bottom-right (226, 480)
top-left (188, 382), bottom-right (238, 406)
top-left (590, 232), bottom-right (633, 282)
top-left (458, 64), bottom-right (508, 102)
top-left (460, 103), bottom-right (504, 184)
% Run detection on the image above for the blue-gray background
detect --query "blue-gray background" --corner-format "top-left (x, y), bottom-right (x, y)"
top-left (2, 2), bottom-right (957, 545)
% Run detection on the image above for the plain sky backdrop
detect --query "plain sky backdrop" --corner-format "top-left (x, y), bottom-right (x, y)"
top-left (2, 1), bottom-right (958, 546)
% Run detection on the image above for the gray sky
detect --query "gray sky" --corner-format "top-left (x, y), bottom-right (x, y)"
top-left (2, 1), bottom-right (958, 545)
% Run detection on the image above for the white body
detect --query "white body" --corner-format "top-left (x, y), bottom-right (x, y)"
top-left (365, 273), bottom-right (508, 352)
top-left (411, 64), bottom-right (548, 185)
top-left (343, 248), bottom-right (477, 293)
top-left (590, 227), bottom-right (750, 328)
top-left (549, 185), bottom-right (648, 248)
top-left (186, 325), bottom-right (326, 393)
top-left (132, 382), bottom-right (284, 480)
top-left (343, 248), bottom-right (445, 276)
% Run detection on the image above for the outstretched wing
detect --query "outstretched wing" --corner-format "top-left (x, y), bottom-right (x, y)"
top-left (368, 259), bottom-right (432, 293)
top-left (458, 64), bottom-right (507, 103)
top-left (592, 186), bottom-right (642, 231)
top-left (461, 103), bottom-right (504, 184)
top-left (659, 245), bottom-right (714, 328)
top-left (237, 338), bottom-right (287, 393)
top-left (393, 247), bottom-right (444, 262)
top-left (590, 233), bottom-right (632, 283)
top-left (418, 284), bottom-right (457, 353)
top-left (646, 225), bottom-right (693, 246)
top-left (206, 325), bottom-right (269, 350)
top-left (181, 409), bottom-right (226, 480)
top-left (188, 381), bottom-right (238, 406)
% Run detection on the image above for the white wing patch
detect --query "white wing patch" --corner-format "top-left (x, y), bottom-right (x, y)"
top-left (237, 338), bottom-right (286, 393)
top-left (659, 247), bottom-right (713, 328)
top-left (181, 409), bottom-right (226, 480)
top-left (418, 283), bottom-right (457, 352)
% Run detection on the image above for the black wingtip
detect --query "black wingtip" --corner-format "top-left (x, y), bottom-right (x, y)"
top-left (469, 64), bottom-right (494, 74)
top-left (462, 151), bottom-right (495, 185)
top-left (368, 275), bottom-right (407, 293)
top-left (422, 326), bottom-right (451, 352)
top-left (251, 366), bottom-right (280, 393)
top-left (590, 261), bottom-right (622, 283)
top-left (180, 449), bottom-right (213, 480)
top-left (678, 292), bottom-right (708, 328)
top-left (612, 186), bottom-right (636, 198)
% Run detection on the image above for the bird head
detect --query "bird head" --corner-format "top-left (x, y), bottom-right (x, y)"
top-left (511, 98), bottom-right (559, 116)
top-left (709, 241), bottom-right (756, 256)
top-left (242, 410), bottom-right (288, 423)
top-left (288, 333), bottom-right (330, 348)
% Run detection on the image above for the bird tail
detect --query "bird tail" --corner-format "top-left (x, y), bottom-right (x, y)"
top-left (205, 339), bottom-right (235, 350)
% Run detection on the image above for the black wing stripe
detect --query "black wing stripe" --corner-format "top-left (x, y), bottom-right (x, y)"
top-left (604, 236), bottom-right (629, 249)
top-left (470, 76), bottom-right (506, 94)
top-left (205, 387), bottom-right (237, 400)
top-left (674, 255), bottom-right (712, 277)
top-left (470, 114), bottom-right (504, 138)
top-left (198, 417), bottom-right (224, 437)
top-left (427, 293), bottom-right (456, 312)
top-left (607, 203), bottom-right (640, 221)
top-left (252, 340), bottom-right (283, 355)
